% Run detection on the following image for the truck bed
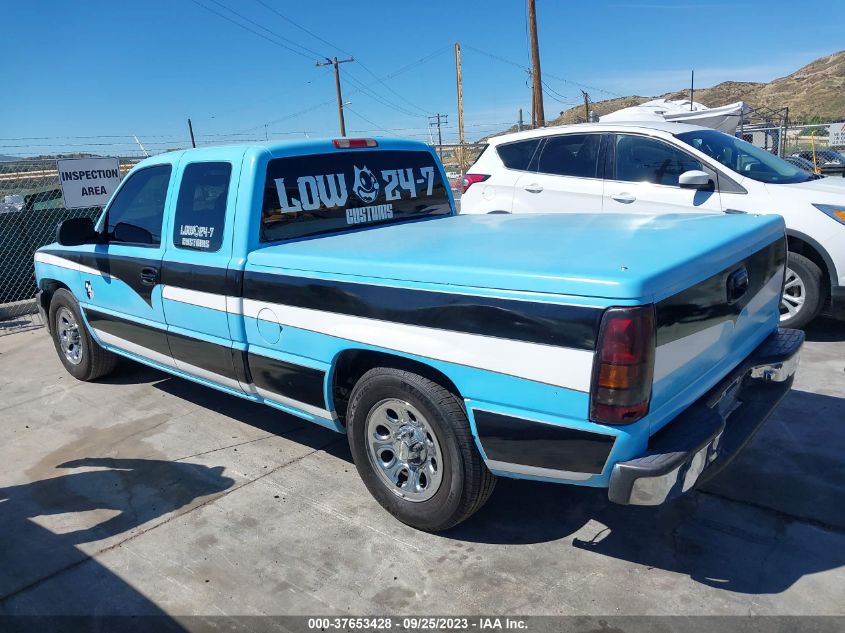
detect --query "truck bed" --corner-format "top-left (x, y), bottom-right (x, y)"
top-left (248, 212), bottom-right (785, 302)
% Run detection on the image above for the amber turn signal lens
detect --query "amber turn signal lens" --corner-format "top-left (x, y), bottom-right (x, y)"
top-left (598, 364), bottom-right (641, 389)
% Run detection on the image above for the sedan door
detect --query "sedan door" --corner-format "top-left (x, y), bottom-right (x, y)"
top-left (512, 133), bottom-right (605, 214)
top-left (603, 133), bottom-right (723, 215)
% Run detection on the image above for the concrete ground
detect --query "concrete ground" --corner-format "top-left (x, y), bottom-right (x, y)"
top-left (0, 319), bottom-right (843, 618)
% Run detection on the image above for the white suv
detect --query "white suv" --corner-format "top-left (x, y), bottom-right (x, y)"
top-left (461, 122), bottom-right (845, 328)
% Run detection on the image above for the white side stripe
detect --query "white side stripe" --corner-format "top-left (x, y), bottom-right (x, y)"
top-left (653, 272), bottom-right (784, 383)
top-left (254, 386), bottom-right (334, 421)
top-left (242, 298), bottom-right (594, 392)
top-left (96, 328), bottom-right (331, 419)
top-left (34, 252), bottom-right (104, 278)
top-left (162, 286), bottom-right (228, 311)
top-left (94, 329), bottom-right (176, 369)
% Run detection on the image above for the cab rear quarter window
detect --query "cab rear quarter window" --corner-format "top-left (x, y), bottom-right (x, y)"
top-left (173, 162), bottom-right (232, 252)
top-left (260, 149), bottom-right (451, 242)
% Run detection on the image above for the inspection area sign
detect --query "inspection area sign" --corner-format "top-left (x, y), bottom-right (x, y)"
top-left (56, 157), bottom-right (121, 209)
top-left (829, 122), bottom-right (845, 147)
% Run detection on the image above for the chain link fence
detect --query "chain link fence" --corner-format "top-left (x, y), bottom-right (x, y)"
top-left (0, 158), bottom-right (136, 334)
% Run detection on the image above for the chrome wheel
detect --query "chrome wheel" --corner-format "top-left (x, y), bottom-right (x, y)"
top-left (780, 267), bottom-right (806, 322)
top-left (365, 398), bottom-right (443, 502)
top-left (57, 307), bottom-right (83, 365)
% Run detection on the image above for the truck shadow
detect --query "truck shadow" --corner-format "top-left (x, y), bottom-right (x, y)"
top-left (452, 387), bottom-right (845, 595)
top-left (803, 316), bottom-right (845, 343)
top-left (0, 457), bottom-right (234, 621)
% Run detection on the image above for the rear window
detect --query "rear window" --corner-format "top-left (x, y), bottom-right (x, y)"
top-left (261, 150), bottom-right (451, 242)
top-left (496, 139), bottom-right (542, 170)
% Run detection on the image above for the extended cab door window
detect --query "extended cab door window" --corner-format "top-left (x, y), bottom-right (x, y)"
top-left (511, 134), bottom-right (605, 214)
top-left (172, 162), bottom-right (232, 252)
top-left (604, 134), bottom-right (723, 215)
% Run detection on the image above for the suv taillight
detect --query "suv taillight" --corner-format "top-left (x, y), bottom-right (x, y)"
top-left (590, 305), bottom-right (655, 424)
top-left (462, 173), bottom-right (489, 194)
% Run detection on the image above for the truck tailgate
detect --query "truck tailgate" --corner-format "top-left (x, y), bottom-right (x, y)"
top-left (649, 236), bottom-right (786, 434)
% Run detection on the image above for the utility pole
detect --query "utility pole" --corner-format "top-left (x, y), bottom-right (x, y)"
top-left (317, 56), bottom-right (354, 136)
top-left (527, 0), bottom-right (545, 127)
top-left (428, 114), bottom-right (448, 158)
top-left (455, 42), bottom-right (466, 174)
top-left (518, 108), bottom-right (524, 132)
top-left (187, 118), bottom-right (196, 148)
top-left (690, 69), bottom-right (695, 110)
top-left (581, 91), bottom-right (590, 122)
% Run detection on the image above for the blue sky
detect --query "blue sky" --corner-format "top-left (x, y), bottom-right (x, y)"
top-left (2, 0), bottom-right (843, 156)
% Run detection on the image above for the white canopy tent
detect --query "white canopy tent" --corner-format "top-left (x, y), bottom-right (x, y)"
top-left (599, 98), bottom-right (751, 133)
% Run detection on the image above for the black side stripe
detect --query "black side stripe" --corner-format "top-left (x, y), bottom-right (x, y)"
top-left (167, 330), bottom-right (239, 382)
top-left (160, 260), bottom-right (242, 296)
top-left (474, 409), bottom-right (614, 475)
top-left (84, 309), bottom-right (171, 358)
top-left (656, 239), bottom-right (785, 346)
top-left (244, 273), bottom-right (603, 351)
top-left (248, 353), bottom-right (327, 410)
top-left (84, 309), bottom-right (324, 411)
top-left (42, 248), bottom-right (161, 305)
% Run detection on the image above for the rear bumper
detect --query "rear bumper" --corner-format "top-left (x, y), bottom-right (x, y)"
top-left (608, 327), bottom-right (804, 506)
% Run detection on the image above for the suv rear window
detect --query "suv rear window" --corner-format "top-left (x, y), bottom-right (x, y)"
top-left (496, 139), bottom-right (542, 170)
top-left (261, 150), bottom-right (451, 242)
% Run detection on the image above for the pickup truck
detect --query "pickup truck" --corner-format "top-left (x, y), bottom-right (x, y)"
top-left (34, 137), bottom-right (803, 531)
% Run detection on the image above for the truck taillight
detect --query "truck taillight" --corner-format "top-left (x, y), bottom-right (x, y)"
top-left (590, 305), bottom-right (655, 424)
top-left (462, 173), bottom-right (489, 194)
top-left (333, 138), bottom-right (377, 148)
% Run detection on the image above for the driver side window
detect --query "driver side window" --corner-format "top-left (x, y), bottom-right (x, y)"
top-left (105, 164), bottom-right (172, 246)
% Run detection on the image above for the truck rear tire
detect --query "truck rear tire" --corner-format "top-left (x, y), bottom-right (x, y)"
top-left (346, 367), bottom-right (496, 532)
top-left (780, 252), bottom-right (823, 329)
top-left (49, 289), bottom-right (117, 381)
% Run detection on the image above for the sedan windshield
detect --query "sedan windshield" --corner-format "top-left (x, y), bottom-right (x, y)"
top-left (676, 129), bottom-right (813, 184)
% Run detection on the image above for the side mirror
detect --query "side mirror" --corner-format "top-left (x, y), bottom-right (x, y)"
top-left (679, 170), bottom-right (713, 190)
top-left (113, 222), bottom-right (153, 245)
top-left (56, 217), bottom-right (96, 246)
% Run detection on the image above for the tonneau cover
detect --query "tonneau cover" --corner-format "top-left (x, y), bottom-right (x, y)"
top-left (248, 212), bottom-right (785, 302)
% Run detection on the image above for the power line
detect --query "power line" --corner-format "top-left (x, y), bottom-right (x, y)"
top-left (344, 72), bottom-right (426, 119)
top-left (463, 44), bottom-right (622, 98)
top-left (188, 0), bottom-right (320, 61)
top-left (240, 46), bottom-right (450, 133)
top-left (249, 0), bottom-right (432, 116)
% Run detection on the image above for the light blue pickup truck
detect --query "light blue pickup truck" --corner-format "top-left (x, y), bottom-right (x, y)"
top-left (34, 137), bottom-right (803, 531)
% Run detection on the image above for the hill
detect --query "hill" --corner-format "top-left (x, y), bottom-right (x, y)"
top-left (534, 50), bottom-right (845, 130)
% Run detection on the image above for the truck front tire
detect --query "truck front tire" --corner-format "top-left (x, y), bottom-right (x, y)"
top-left (780, 252), bottom-right (823, 329)
top-left (346, 367), bottom-right (496, 531)
top-left (48, 289), bottom-right (117, 381)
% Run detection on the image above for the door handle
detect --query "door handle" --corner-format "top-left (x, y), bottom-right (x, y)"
top-left (611, 192), bottom-right (636, 204)
top-left (140, 267), bottom-right (159, 286)
top-left (523, 183), bottom-right (544, 194)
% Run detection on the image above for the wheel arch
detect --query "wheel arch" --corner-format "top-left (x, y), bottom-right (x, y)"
top-left (37, 278), bottom-right (72, 329)
top-left (330, 348), bottom-right (463, 425)
top-left (786, 229), bottom-right (836, 294)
